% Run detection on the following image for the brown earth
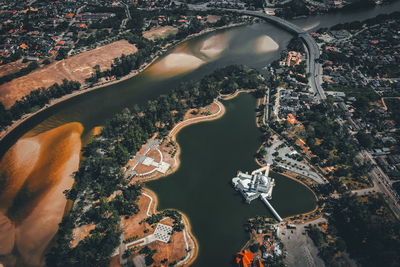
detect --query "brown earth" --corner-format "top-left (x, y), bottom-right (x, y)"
top-left (0, 40), bottom-right (137, 108)
top-left (118, 189), bottom-right (195, 266)
top-left (142, 26), bottom-right (178, 41)
top-left (206, 15), bottom-right (221, 23)
top-left (0, 60), bottom-right (29, 77)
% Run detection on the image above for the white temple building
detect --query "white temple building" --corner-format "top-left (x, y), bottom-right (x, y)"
top-left (232, 164), bottom-right (275, 203)
top-left (232, 164), bottom-right (282, 222)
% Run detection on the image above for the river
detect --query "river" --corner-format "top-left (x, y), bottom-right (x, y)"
top-left (0, 2), bottom-right (399, 266)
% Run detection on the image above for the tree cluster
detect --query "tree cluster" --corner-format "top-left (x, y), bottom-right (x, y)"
top-left (45, 65), bottom-right (264, 266)
top-left (0, 79), bottom-right (81, 130)
top-left (0, 61), bottom-right (39, 86)
top-left (329, 194), bottom-right (400, 267)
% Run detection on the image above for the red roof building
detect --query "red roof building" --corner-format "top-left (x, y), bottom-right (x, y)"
top-left (235, 250), bottom-right (254, 267)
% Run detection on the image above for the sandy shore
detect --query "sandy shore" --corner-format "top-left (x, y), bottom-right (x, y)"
top-left (178, 211), bottom-right (199, 266)
top-left (147, 52), bottom-right (206, 78)
top-left (0, 122), bottom-right (83, 266)
top-left (168, 100), bottom-right (225, 142)
top-left (199, 32), bottom-right (231, 58)
top-left (0, 22), bottom-right (248, 144)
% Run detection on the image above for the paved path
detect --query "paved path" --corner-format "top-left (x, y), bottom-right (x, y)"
top-left (169, 100), bottom-right (223, 138)
top-left (361, 151), bottom-right (400, 220)
top-left (142, 192), bottom-right (153, 216)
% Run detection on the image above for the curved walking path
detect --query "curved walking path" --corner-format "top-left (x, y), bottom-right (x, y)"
top-left (137, 190), bottom-right (197, 266)
top-left (168, 100), bottom-right (225, 141)
top-left (142, 191), bottom-right (154, 217)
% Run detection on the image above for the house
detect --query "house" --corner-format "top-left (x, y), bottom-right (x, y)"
top-left (235, 250), bottom-right (254, 267)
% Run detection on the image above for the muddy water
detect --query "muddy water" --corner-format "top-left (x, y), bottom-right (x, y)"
top-left (0, 122), bottom-right (83, 266)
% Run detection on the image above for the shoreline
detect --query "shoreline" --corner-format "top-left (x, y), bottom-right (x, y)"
top-left (141, 187), bottom-right (200, 266)
top-left (0, 22), bottom-right (248, 144)
top-left (138, 99), bottom-right (226, 183)
top-left (220, 89), bottom-right (256, 101)
top-left (255, 156), bottom-right (320, 220)
top-left (135, 97), bottom-right (231, 265)
top-left (253, 143), bottom-right (322, 226)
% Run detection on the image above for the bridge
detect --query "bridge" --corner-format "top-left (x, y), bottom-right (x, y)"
top-left (187, 5), bottom-right (327, 100)
top-left (261, 195), bottom-right (283, 222)
top-left (230, 10), bottom-right (326, 100)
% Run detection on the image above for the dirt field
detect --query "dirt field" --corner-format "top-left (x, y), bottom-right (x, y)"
top-left (206, 15), bottom-right (221, 23)
top-left (142, 26), bottom-right (178, 41)
top-left (0, 40), bottom-right (137, 108)
top-left (0, 60), bottom-right (29, 77)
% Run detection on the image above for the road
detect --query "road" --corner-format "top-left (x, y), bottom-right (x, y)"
top-left (229, 10), bottom-right (326, 101)
top-left (361, 151), bottom-right (400, 220)
top-left (121, 1), bottom-right (131, 29)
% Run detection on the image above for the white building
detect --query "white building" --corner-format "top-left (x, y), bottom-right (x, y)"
top-left (232, 166), bottom-right (275, 204)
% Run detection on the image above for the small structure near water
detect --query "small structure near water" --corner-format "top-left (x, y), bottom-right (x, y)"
top-left (232, 164), bottom-right (283, 222)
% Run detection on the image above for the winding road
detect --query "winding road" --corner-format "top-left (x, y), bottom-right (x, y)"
top-left (226, 9), bottom-right (326, 101)
top-left (186, 5), bottom-right (327, 101)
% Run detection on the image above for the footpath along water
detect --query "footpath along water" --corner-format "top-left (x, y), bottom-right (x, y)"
top-left (148, 94), bottom-right (316, 266)
top-left (1, 3), bottom-right (399, 264)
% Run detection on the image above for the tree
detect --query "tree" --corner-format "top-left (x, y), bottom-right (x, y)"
top-left (356, 131), bottom-right (374, 149)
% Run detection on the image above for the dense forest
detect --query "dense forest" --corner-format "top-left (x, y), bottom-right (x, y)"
top-left (385, 98), bottom-right (400, 127)
top-left (297, 103), bottom-right (358, 166)
top-left (45, 65), bottom-right (264, 266)
top-left (329, 194), bottom-right (400, 267)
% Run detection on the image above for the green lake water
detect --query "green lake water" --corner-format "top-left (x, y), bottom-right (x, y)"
top-left (147, 94), bottom-right (316, 266)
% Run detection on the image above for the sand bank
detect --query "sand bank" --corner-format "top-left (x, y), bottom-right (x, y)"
top-left (146, 52), bottom-right (205, 78)
top-left (255, 35), bottom-right (279, 53)
top-left (0, 122), bottom-right (83, 266)
top-left (0, 22), bottom-right (248, 144)
top-left (199, 32), bottom-right (230, 58)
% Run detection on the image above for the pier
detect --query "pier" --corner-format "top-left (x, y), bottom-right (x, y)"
top-left (261, 195), bottom-right (283, 222)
